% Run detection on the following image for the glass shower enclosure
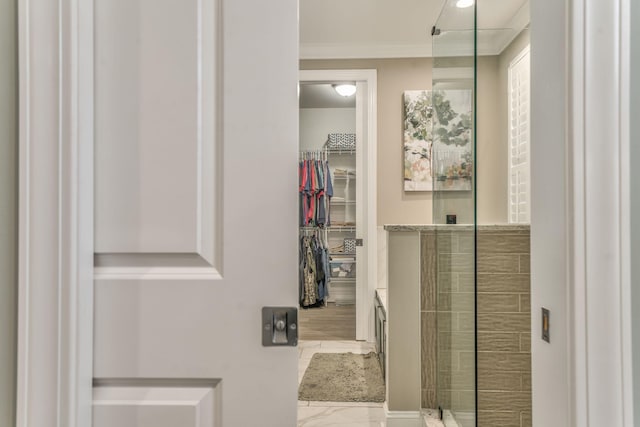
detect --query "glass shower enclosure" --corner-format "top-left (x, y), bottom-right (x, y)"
top-left (431, 1), bottom-right (476, 426)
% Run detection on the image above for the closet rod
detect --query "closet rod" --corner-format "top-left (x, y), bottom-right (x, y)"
top-left (299, 150), bottom-right (328, 161)
top-left (324, 149), bottom-right (355, 155)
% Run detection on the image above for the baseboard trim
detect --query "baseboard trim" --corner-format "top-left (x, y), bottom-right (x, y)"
top-left (383, 402), bottom-right (422, 419)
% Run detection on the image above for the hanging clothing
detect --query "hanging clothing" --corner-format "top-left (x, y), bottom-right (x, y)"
top-left (299, 152), bottom-right (334, 308)
top-left (299, 234), bottom-right (330, 308)
top-left (325, 160), bottom-right (333, 226)
top-left (303, 238), bottom-right (317, 306)
top-left (298, 155), bottom-right (333, 227)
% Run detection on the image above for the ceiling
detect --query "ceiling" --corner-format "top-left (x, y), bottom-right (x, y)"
top-left (300, 0), bottom-right (529, 59)
top-left (299, 84), bottom-right (357, 109)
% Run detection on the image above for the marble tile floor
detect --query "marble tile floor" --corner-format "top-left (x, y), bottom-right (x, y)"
top-left (298, 340), bottom-right (386, 427)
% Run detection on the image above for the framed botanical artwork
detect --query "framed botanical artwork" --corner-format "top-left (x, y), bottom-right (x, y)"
top-left (403, 90), bottom-right (434, 191)
top-left (403, 90), bottom-right (473, 192)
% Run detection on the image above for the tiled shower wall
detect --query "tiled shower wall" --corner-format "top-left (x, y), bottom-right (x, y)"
top-left (421, 226), bottom-right (531, 427)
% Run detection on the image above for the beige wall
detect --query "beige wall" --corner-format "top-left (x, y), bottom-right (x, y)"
top-left (302, 58), bottom-right (434, 225)
top-left (301, 55), bottom-right (513, 225)
top-left (387, 231), bottom-right (422, 411)
top-left (0, 0), bottom-right (18, 425)
top-left (477, 56), bottom-right (505, 223)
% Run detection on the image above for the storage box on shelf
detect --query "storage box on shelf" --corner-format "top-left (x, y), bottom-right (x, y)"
top-left (329, 258), bottom-right (356, 279)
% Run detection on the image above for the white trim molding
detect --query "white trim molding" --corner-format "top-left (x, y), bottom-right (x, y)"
top-left (532, 0), bottom-right (634, 424)
top-left (299, 69), bottom-right (377, 343)
top-left (17, 0), bottom-right (94, 426)
top-left (568, 0), bottom-right (633, 425)
top-left (299, 6), bottom-right (529, 60)
top-left (300, 42), bottom-right (432, 60)
top-left (383, 403), bottom-right (422, 427)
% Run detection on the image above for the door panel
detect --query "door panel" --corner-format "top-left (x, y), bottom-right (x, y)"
top-left (95, 0), bottom-right (218, 261)
top-left (93, 0), bottom-right (299, 425)
top-left (94, 381), bottom-right (219, 427)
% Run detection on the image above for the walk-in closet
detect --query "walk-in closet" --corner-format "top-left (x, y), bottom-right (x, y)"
top-left (297, 77), bottom-right (384, 419)
top-left (298, 82), bottom-right (358, 340)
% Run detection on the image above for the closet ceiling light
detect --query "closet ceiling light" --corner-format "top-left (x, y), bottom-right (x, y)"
top-left (333, 84), bottom-right (357, 97)
top-left (456, 0), bottom-right (473, 8)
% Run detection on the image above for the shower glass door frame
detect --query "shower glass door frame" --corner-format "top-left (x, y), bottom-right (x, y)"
top-left (431, 1), bottom-right (477, 426)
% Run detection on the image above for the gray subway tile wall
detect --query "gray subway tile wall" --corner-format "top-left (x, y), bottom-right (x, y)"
top-left (421, 226), bottom-right (531, 427)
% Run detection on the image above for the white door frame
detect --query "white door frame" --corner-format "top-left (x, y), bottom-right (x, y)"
top-left (531, 0), bottom-right (634, 425)
top-left (17, 0), bottom-right (94, 426)
top-left (567, 0), bottom-right (633, 424)
top-left (299, 69), bottom-right (378, 342)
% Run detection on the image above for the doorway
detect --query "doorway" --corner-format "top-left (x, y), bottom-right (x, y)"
top-left (298, 81), bottom-right (358, 341)
top-left (296, 70), bottom-right (381, 424)
top-left (298, 70), bottom-right (378, 343)
top-left (298, 80), bottom-right (359, 342)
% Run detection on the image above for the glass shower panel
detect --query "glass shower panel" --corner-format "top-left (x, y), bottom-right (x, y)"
top-left (431, 1), bottom-right (476, 426)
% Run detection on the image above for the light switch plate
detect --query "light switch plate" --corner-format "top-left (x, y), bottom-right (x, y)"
top-left (542, 307), bottom-right (550, 343)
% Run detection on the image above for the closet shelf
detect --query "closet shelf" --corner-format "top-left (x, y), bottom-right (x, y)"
top-left (299, 225), bottom-right (356, 232)
top-left (328, 224), bottom-right (356, 230)
top-left (328, 226), bottom-right (356, 232)
top-left (331, 201), bottom-right (356, 205)
top-left (326, 149), bottom-right (356, 155)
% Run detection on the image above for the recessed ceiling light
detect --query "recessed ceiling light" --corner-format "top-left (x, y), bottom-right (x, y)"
top-left (333, 84), bottom-right (357, 97)
top-left (456, 0), bottom-right (474, 8)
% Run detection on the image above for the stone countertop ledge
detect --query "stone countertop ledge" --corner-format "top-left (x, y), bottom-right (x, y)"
top-left (383, 223), bottom-right (530, 232)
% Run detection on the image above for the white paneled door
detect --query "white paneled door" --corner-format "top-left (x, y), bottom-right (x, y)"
top-left (91, 0), bottom-right (299, 426)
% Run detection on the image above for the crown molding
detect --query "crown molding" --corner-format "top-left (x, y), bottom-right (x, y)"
top-left (300, 8), bottom-right (530, 60)
top-left (300, 42), bottom-right (432, 60)
top-left (493, 2), bottom-right (530, 54)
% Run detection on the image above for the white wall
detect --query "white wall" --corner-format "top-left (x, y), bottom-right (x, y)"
top-left (299, 107), bottom-right (356, 150)
top-left (530, 1), bottom-right (570, 426)
top-left (0, 0), bottom-right (17, 424)
top-left (299, 107), bottom-right (357, 203)
top-left (498, 29), bottom-right (530, 223)
top-left (631, 0), bottom-right (640, 418)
